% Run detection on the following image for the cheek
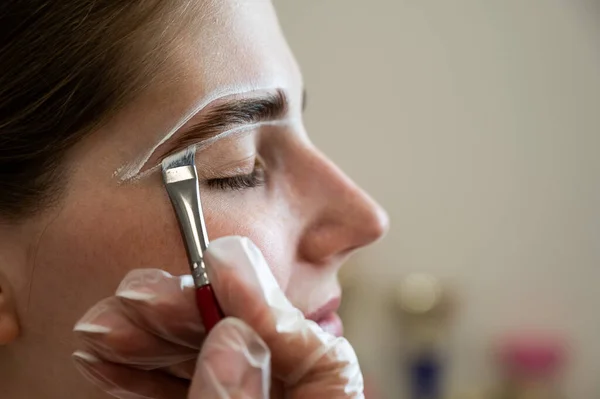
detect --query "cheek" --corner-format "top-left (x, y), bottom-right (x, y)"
top-left (204, 193), bottom-right (295, 291)
top-left (28, 184), bottom-right (185, 325)
top-left (27, 182), bottom-right (297, 333)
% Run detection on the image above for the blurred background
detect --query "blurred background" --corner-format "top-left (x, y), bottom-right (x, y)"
top-left (273, 1), bottom-right (600, 398)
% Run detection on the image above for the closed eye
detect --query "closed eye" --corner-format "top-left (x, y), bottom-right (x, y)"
top-left (206, 157), bottom-right (265, 191)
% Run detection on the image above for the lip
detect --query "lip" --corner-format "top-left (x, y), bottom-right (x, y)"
top-left (316, 312), bottom-right (344, 337)
top-left (306, 297), bottom-right (344, 337)
top-left (306, 297), bottom-right (341, 322)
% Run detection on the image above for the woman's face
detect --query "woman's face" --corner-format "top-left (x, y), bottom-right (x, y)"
top-left (2, 0), bottom-right (387, 396)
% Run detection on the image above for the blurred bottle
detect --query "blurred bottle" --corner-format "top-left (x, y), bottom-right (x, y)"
top-left (492, 335), bottom-right (566, 399)
top-left (396, 273), bottom-right (454, 399)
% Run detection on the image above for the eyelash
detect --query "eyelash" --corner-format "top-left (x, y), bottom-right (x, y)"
top-left (206, 162), bottom-right (266, 191)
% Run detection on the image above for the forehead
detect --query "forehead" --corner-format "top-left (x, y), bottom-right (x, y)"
top-left (99, 0), bottom-right (302, 176)
top-left (175, 0), bottom-right (301, 105)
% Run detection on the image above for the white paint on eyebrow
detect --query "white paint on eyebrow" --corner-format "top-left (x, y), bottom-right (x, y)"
top-left (127, 119), bottom-right (291, 183)
top-left (114, 83), bottom-right (278, 182)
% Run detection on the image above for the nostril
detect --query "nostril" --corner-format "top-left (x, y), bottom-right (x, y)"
top-left (338, 244), bottom-right (362, 259)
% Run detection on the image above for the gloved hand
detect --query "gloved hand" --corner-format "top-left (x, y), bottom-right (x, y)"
top-left (73, 236), bottom-right (364, 398)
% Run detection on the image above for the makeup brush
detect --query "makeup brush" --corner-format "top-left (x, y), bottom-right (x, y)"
top-left (162, 146), bottom-right (224, 333)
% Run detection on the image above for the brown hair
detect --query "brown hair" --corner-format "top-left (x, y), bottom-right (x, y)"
top-left (0, 1), bottom-right (199, 221)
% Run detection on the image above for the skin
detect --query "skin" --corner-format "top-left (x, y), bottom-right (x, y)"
top-left (0, 1), bottom-right (388, 398)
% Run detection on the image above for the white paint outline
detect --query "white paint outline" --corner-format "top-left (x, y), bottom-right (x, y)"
top-left (115, 84), bottom-right (283, 181)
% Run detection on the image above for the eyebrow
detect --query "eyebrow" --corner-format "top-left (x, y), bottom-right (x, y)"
top-left (166, 89), bottom-right (289, 152)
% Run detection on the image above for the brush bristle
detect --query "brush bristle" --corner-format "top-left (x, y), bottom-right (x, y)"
top-left (161, 145), bottom-right (196, 171)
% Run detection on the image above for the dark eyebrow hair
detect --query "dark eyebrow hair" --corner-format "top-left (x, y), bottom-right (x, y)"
top-left (169, 89), bottom-right (288, 151)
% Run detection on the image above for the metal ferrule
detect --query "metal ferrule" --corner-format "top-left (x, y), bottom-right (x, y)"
top-left (163, 165), bottom-right (210, 288)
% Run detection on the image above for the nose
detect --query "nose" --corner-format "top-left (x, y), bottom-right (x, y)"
top-left (293, 144), bottom-right (390, 264)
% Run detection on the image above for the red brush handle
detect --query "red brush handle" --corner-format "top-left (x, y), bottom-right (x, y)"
top-left (196, 284), bottom-right (224, 333)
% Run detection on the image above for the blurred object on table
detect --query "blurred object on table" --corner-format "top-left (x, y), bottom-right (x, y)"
top-left (491, 333), bottom-right (567, 399)
top-left (396, 273), bottom-right (456, 399)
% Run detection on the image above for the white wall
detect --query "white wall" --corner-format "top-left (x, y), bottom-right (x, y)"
top-left (273, 0), bottom-right (600, 397)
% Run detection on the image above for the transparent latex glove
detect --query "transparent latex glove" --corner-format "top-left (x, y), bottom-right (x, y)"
top-left (73, 236), bottom-right (364, 399)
